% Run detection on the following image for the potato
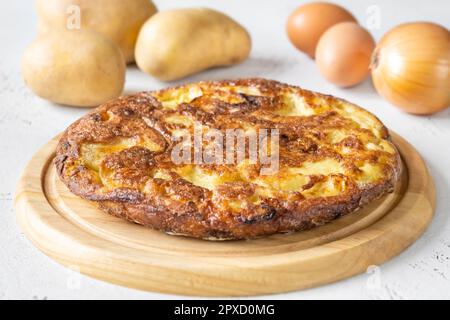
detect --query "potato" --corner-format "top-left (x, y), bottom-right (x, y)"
top-left (135, 8), bottom-right (251, 81)
top-left (22, 30), bottom-right (126, 107)
top-left (35, 0), bottom-right (157, 63)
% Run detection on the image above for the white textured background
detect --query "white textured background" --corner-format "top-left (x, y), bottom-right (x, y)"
top-left (1, 0), bottom-right (449, 299)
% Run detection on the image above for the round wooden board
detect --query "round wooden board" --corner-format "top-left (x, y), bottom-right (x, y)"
top-left (14, 132), bottom-right (435, 296)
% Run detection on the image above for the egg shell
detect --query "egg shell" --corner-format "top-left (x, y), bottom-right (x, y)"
top-left (286, 2), bottom-right (357, 58)
top-left (315, 22), bottom-right (375, 87)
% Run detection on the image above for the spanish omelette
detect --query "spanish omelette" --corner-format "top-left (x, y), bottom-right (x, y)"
top-left (55, 78), bottom-right (402, 240)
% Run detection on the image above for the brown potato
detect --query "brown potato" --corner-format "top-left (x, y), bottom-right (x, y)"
top-left (35, 0), bottom-right (157, 63)
top-left (135, 8), bottom-right (251, 81)
top-left (22, 30), bottom-right (125, 107)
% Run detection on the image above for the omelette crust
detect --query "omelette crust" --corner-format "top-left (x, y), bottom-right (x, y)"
top-left (55, 78), bottom-right (401, 240)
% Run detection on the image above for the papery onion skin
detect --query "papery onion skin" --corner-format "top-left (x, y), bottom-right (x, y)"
top-left (371, 22), bottom-right (450, 115)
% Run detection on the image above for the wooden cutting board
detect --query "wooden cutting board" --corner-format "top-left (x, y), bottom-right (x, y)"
top-left (14, 132), bottom-right (435, 296)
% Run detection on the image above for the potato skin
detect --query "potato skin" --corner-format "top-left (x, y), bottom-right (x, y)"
top-left (36, 0), bottom-right (157, 63)
top-left (135, 8), bottom-right (251, 81)
top-left (22, 30), bottom-right (126, 107)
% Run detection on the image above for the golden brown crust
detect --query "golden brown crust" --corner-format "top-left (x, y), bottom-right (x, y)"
top-left (55, 78), bottom-right (402, 240)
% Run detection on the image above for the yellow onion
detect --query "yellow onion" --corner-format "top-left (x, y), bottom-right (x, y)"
top-left (371, 22), bottom-right (450, 115)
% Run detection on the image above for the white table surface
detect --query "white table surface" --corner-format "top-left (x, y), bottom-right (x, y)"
top-left (1, 0), bottom-right (449, 300)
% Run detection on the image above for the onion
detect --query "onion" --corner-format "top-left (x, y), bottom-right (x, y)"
top-left (371, 22), bottom-right (450, 115)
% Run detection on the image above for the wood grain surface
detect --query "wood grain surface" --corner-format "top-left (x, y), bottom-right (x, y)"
top-left (14, 132), bottom-right (435, 296)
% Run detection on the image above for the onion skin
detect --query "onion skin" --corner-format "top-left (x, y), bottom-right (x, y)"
top-left (371, 22), bottom-right (450, 115)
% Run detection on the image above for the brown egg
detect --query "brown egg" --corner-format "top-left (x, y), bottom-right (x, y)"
top-left (315, 22), bottom-right (375, 87)
top-left (286, 2), bottom-right (356, 58)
